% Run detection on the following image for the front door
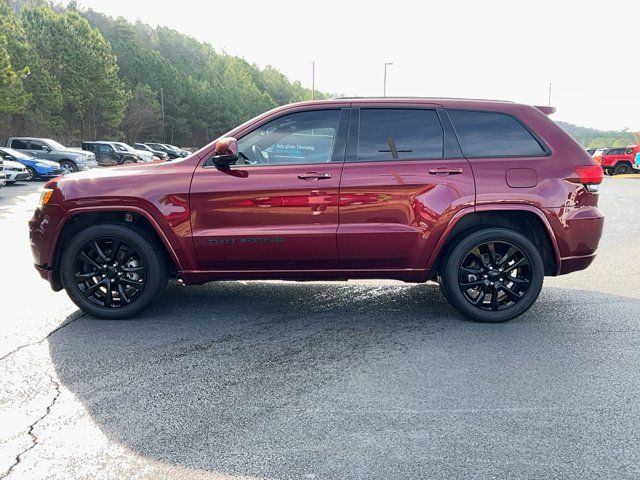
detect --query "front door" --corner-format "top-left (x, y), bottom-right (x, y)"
top-left (337, 106), bottom-right (475, 271)
top-left (190, 108), bottom-right (348, 271)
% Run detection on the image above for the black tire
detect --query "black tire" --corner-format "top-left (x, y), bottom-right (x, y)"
top-left (122, 159), bottom-right (135, 164)
top-left (440, 228), bottom-right (544, 323)
top-left (60, 160), bottom-right (77, 174)
top-left (60, 223), bottom-right (168, 319)
top-left (26, 167), bottom-right (37, 181)
top-left (613, 163), bottom-right (631, 175)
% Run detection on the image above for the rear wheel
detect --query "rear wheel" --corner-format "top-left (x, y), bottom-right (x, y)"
top-left (440, 228), bottom-right (544, 322)
top-left (613, 163), bottom-right (631, 175)
top-left (60, 223), bottom-right (168, 319)
top-left (60, 161), bottom-right (77, 174)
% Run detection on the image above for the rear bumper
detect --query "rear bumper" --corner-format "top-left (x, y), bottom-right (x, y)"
top-left (545, 206), bottom-right (604, 276)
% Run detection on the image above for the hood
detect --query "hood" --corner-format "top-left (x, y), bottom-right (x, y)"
top-left (3, 159), bottom-right (26, 169)
top-left (32, 159), bottom-right (60, 167)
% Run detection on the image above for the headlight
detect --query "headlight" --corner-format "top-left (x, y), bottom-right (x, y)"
top-left (35, 162), bottom-right (51, 168)
top-left (39, 188), bottom-right (54, 206)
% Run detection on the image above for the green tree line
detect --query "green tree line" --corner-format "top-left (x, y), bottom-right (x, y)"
top-left (0, 0), bottom-right (327, 147)
top-left (557, 121), bottom-right (639, 149)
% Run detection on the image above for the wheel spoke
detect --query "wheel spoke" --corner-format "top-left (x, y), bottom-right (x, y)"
top-left (118, 246), bottom-right (133, 266)
top-left (119, 277), bottom-right (143, 289)
top-left (121, 265), bottom-right (144, 273)
top-left (109, 239), bottom-right (121, 262)
top-left (490, 285), bottom-right (500, 310)
top-left (508, 276), bottom-right (530, 286)
top-left (497, 247), bottom-right (517, 266)
top-left (460, 279), bottom-right (486, 288)
top-left (472, 284), bottom-right (489, 305)
top-left (80, 252), bottom-right (102, 270)
top-left (503, 257), bottom-right (529, 274)
top-left (104, 280), bottom-right (113, 307)
top-left (82, 278), bottom-right (107, 298)
top-left (460, 266), bottom-right (483, 275)
top-left (500, 283), bottom-right (521, 302)
top-left (487, 242), bottom-right (497, 265)
top-left (470, 247), bottom-right (489, 268)
top-left (75, 271), bottom-right (99, 281)
top-left (118, 283), bottom-right (130, 304)
top-left (94, 241), bottom-right (108, 262)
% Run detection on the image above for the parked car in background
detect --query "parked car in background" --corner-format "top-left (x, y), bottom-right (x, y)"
top-left (0, 147), bottom-right (62, 181)
top-left (3, 159), bottom-right (30, 183)
top-left (82, 142), bottom-right (139, 167)
top-left (634, 151), bottom-right (640, 172)
top-left (597, 145), bottom-right (639, 175)
top-left (586, 148), bottom-right (596, 156)
top-left (165, 144), bottom-right (189, 157)
top-left (6, 137), bottom-right (98, 174)
top-left (134, 143), bottom-right (169, 161)
top-left (30, 97), bottom-right (604, 323)
top-left (0, 157), bottom-right (5, 188)
top-left (145, 142), bottom-right (180, 159)
top-left (111, 142), bottom-right (155, 162)
top-left (592, 147), bottom-right (608, 159)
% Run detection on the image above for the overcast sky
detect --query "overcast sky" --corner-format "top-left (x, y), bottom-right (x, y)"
top-left (72, 0), bottom-right (639, 131)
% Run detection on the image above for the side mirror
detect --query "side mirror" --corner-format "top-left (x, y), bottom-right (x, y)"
top-left (212, 137), bottom-right (238, 167)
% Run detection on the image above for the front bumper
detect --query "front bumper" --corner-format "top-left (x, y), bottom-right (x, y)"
top-left (29, 203), bottom-right (66, 290)
top-left (37, 168), bottom-right (63, 178)
top-left (5, 170), bottom-right (29, 181)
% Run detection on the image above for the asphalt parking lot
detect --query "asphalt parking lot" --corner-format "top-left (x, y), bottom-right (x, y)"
top-left (1, 178), bottom-right (639, 480)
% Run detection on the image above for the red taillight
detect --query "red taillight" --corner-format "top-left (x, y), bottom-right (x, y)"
top-left (575, 165), bottom-right (603, 192)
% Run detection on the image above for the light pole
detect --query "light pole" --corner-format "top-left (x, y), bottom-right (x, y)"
top-left (384, 62), bottom-right (393, 97)
top-left (311, 61), bottom-right (315, 100)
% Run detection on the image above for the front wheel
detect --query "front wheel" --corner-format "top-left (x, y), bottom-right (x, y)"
top-left (440, 228), bottom-right (544, 323)
top-left (59, 161), bottom-right (77, 174)
top-left (26, 167), bottom-right (37, 181)
top-left (60, 223), bottom-right (168, 319)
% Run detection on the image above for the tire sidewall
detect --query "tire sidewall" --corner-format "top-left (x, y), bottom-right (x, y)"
top-left (442, 228), bottom-right (544, 323)
top-left (60, 224), bottom-right (166, 319)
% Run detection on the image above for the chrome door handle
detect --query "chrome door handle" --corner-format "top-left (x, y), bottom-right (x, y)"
top-left (429, 167), bottom-right (463, 175)
top-left (298, 172), bottom-right (332, 180)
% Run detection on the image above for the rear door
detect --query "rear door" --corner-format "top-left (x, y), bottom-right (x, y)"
top-left (190, 107), bottom-right (349, 271)
top-left (337, 106), bottom-right (475, 270)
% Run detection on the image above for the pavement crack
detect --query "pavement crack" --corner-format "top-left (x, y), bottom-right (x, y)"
top-left (0, 375), bottom-right (61, 479)
top-left (0, 313), bottom-right (85, 363)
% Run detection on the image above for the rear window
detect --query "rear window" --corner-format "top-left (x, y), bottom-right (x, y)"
top-left (10, 139), bottom-right (28, 149)
top-left (448, 110), bottom-right (546, 157)
top-left (356, 109), bottom-right (443, 161)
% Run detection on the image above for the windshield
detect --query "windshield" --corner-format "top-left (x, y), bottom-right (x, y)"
top-left (1, 147), bottom-right (33, 160)
top-left (44, 139), bottom-right (67, 150)
top-left (113, 143), bottom-right (133, 152)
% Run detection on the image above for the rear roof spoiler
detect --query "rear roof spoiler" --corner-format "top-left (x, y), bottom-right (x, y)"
top-left (534, 105), bottom-right (556, 115)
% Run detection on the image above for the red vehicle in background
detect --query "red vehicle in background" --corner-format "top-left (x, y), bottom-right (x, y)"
top-left (596, 145), bottom-right (639, 175)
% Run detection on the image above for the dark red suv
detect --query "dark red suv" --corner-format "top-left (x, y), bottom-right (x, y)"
top-left (29, 98), bottom-right (604, 322)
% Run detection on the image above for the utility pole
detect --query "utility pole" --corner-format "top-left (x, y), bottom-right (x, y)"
top-left (547, 82), bottom-right (552, 107)
top-left (160, 86), bottom-right (165, 143)
top-left (384, 62), bottom-right (393, 97)
top-left (311, 61), bottom-right (315, 100)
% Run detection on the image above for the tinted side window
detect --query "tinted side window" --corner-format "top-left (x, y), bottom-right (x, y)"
top-left (98, 144), bottom-right (113, 153)
top-left (237, 110), bottom-right (340, 166)
top-left (448, 110), bottom-right (546, 157)
top-left (11, 139), bottom-right (29, 149)
top-left (357, 109), bottom-right (443, 161)
top-left (29, 141), bottom-right (47, 151)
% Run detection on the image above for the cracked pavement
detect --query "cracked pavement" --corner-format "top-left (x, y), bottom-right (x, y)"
top-left (1, 178), bottom-right (639, 479)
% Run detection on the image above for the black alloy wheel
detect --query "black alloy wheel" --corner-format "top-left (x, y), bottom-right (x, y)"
top-left (73, 237), bottom-right (147, 308)
top-left (60, 223), bottom-right (168, 319)
top-left (440, 228), bottom-right (544, 322)
top-left (458, 240), bottom-right (531, 311)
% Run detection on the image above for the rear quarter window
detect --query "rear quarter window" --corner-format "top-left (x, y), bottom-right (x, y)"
top-left (448, 110), bottom-right (547, 158)
top-left (10, 139), bottom-right (29, 149)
